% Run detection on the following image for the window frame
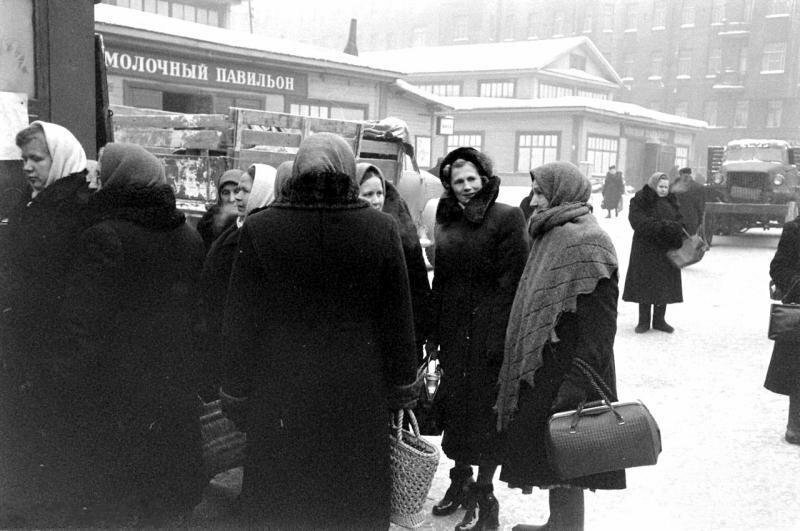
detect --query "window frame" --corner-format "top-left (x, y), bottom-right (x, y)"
top-left (767, 99), bottom-right (783, 128)
top-left (446, 132), bottom-right (484, 154)
top-left (761, 42), bottom-right (786, 73)
top-left (416, 83), bottom-right (462, 97)
top-left (285, 98), bottom-right (368, 121)
top-left (585, 135), bottom-right (619, 176)
top-left (733, 100), bottom-right (749, 128)
top-left (516, 132), bottom-right (561, 172)
top-left (478, 79), bottom-right (516, 98)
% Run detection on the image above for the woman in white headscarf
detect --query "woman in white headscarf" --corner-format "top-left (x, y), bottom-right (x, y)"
top-left (0, 121), bottom-right (93, 526)
top-left (198, 163), bottom-right (276, 400)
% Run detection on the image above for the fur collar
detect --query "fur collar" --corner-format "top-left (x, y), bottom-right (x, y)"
top-left (89, 183), bottom-right (185, 231)
top-left (635, 184), bottom-right (679, 210)
top-left (435, 176), bottom-right (501, 225)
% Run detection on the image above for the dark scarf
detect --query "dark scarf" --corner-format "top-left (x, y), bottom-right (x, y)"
top-left (89, 183), bottom-right (185, 231)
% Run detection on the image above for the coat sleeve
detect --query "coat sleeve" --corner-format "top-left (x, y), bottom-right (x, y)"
top-left (380, 220), bottom-right (420, 408)
top-left (770, 221), bottom-right (800, 301)
top-left (628, 194), bottom-right (683, 249)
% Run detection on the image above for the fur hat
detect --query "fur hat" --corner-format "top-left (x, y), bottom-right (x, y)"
top-left (438, 147), bottom-right (494, 189)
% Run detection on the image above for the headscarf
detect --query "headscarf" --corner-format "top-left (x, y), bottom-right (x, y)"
top-left (99, 143), bottom-right (166, 190)
top-left (647, 172), bottom-right (669, 191)
top-left (28, 121), bottom-right (88, 197)
top-left (274, 160), bottom-right (294, 202)
top-left (278, 133), bottom-right (362, 207)
top-left (245, 163), bottom-right (277, 215)
top-left (356, 162), bottom-right (385, 191)
top-left (497, 161), bottom-right (617, 430)
top-left (215, 169), bottom-right (244, 202)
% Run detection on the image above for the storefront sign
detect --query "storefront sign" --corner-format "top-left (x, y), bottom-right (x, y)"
top-left (437, 116), bottom-right (454, 136)
top-left (622, 124), bottom-right (671, 144)
top-left (105, 48), bottom-right (308, 97)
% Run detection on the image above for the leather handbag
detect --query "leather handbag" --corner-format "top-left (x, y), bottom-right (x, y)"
top-left (546, 358), bottom-right (662, 480)
top-left (413, 348), bottom-right (444, 436)
top-left (200, 399), bottom-right (247, 478)
top-left (667, 227), bottom-right (709, 269)
top-left (768, 302), bottom-right (800, 342)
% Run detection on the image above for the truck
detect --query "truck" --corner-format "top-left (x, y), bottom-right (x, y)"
top-left (704, 139), bottom-right (800, 244)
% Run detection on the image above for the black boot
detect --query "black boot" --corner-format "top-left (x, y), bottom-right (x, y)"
top-left (652, 304), bottom-right (674, 333)
top-left (433, 466), bottom-right (474, 516)
top-left (455, 483), bottom-right (499, 531)
top-left (635, 304), bottom-right (651, 334)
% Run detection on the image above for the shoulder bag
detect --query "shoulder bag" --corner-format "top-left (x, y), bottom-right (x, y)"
top-left (768, 279), bottom-right (800, 342)
top-left (546, 358), bottom-right (662, 480)
top-left (667, 227), bottom-right (709, 269)
top-left (413, 347), bottom-right (444, 436)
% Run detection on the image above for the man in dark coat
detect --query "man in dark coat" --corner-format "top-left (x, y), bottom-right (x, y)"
top-left (622, 172), bottom-right (684, 334)
top-left (221, 133), bottom-right (418, 529)
top-left (427, 147), bottom-right (529, 530)
top-left (601, 165), bottom-right (625, 218)
top-left (672, 167), bottom-right (706, 235)
top-left (766, 216), bottom-right (800, 444)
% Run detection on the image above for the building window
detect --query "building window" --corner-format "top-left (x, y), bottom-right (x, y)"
top-left (447, 133), bottom-right (483, 153)
top-left (413, 27), bottom-right (427, 47)
top-left (622, 52), bottom-right (635, 79)
top-left (726, 0), bottom-right (753, 23)
top-left (761, 42), bottom-right (786, 73)
top-left (708, 48), bottom-right (722, 75)
top-left (586, 136), bottom-right (618, 176)
top-left (517, 133), bottom-right (559, 172)
top-left (652, 1), bottom-right (667, 28)
top-left (650, 51), bottom-right (664, 78)
top-left (111, 1), bottom-right (225, 26)
top-left (738, 47), bottom-right (749, 74)
top-left (767, 0), bottom-right (791, 16)
top-left (767, 100), bottom-right (783, 127)
top-left (553, 10), bottom-right (566, 35)
top-left (582, 12), bottom-right (593, 33)
top-left (289, 103), bottom-right (330, 119)
top-left (570, 53), bottom-right (587, 71)
top-left (527, 12), bottom-right (538, 38)
top-left (576, 88), bottom-right (608, 99)
top-left (503, 14), bottom-right (516, 40)
top-left (675, 146), bottom-right (690, 169)
top-left (681, 2), bottom-right (695, 26)
top-left (417, 83), bottom-right (462, 97)
top-left (602, 3), bottom-right (615, 31)
top-left (677, 49), bottom-right (692, 77)
top-left (711, 0), bottom-right (725, 23)
top-left (734, 100), bottom-right (749, 128)
top-left (675, 101), bottom-right (689, 117)
top-left (704, 100), bottom-right (718, 126)
top-left (454, 15), bottom-right (469, 41)
top-left (479, 81), bottom-right (515, 98)
top-left (624, 3), bottom-right (638, 30)
top-left (538, 83), bottom-right (573, 98)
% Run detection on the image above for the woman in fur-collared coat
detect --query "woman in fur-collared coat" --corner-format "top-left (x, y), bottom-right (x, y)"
top-left (427, 147), bottom-right (528, 530)
top-left (221, 133), bottom-right (418, 529)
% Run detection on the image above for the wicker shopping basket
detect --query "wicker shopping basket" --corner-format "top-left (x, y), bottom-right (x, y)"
top-left (389, 409), bottom-right (440, 528)
top-left (200, 399), bottom-right (246, 478)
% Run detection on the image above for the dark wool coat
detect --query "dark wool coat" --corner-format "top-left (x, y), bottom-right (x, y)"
top-left (622, 185), bottom-right (685, 304)
top-left (197, 204), bottom-right (236, 251)
top-left (673, 179), bottom-right (706, 235)
top-left (502, 276), bottom-right (626, 490)
top-left (430, 177), bottom-right (529, 464)
top-left (0, 172), bottom-right (92, 524)
top-left (60, 184), bottom-right (206, 523)
top-left (222, 191), bottom-right (418, 527)
top-left (766, 218), bottom-right (800, 395)
top-left (602, 171), bottom-right (625, 209)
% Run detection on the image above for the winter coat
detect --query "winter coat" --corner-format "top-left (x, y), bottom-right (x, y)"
top-left (197, 204), bottom-right (236, 251)
top-left (502, 276), bottom-right (626, 490)
top-left (0, 171), bottom-right (92, 524)
top-left (430, 177), bottom-right (529, 463)
top-left (222, 133), bottom-right (417, 529)
top-left (519, 189), bottom-right (535, 221)
top-left (602, 171), bottom-right (625, 209)
top-left (59, 148), bottom-right (206, 523)
top-left (766, 218), bottom-right (800, 395)
top-left (673, 179), bottom-right (706, 235)
top-left (622, 185), bottom-right (684, 304)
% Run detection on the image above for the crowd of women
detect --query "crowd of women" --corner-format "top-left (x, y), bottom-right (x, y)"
top-left (0, 118), bottom-right (727, 530)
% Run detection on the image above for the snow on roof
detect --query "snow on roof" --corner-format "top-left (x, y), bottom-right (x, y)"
top-left (393, 80), bottom-right (453, 109)
top-left (362, 37), bottom-right (623, 85)
top-left (439, 96), bottom-right (707, 130)
top-left (95, 3), bottom-right (401, 78)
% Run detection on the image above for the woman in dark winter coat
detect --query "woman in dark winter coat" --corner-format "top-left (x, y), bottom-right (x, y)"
top-left (196, 168), bottom-right (244, 251)
top-left (59, 143), bottom-right (206, 526)
top-left (0, 121), bottom-right (92, 526)
top-left (358, 162), bottom-right (430, 351)
top-left (601, 165), bottom-right (625, 218)
top-left (498, 162), bottom-right (625, 531)
top-left (199, 163), bottom-right (276, 399)
top-left (671, 167), bottom-right (706, 235)
top-left (766, 216), bottom-right (800, 445)
top-left (220, 133), bottom-right (418, 529)
top-left (427, 147), bottom-right (529, 530)
top-left (622, 172), bottom-right (684, 334)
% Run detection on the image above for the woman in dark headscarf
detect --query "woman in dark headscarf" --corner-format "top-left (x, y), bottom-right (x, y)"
top-left (427, 147), bottom-right (528, 531)
top-left (358, 162), bottom-right (430, 352)
top-left (197, 168), bottom-right (243, 250)
top-left (60, 143), bottom-right (206, 526)
top-left (498, 162), bottom-right (625, 530)
top-left (221, 133), bottom-right (418, 529)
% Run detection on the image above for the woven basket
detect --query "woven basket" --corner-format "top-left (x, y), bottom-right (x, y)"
top-left (200, 399), bottom-right (246, 478)
top-left (389, 409), bottom-right (440, 528)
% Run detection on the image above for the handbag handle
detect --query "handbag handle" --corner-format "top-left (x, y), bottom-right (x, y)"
top-left (569, 358), bottom-right (624, 432)
top-left (393, 408), bottom-right (421, 442)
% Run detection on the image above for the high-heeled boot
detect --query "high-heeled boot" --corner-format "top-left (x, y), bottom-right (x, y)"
top-left (432, 466), bottom-right (474, 516)
top-left (455, 483), bottom-right (499, 531)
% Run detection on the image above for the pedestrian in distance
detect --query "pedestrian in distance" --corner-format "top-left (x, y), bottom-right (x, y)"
top-left (196, 168), bottom-right (244, 251)
top-left (427, 147), bottom-right (529, 531)
top-left (220, 133), bottom-right (418, 529)
top-left (0, 121), bottom-right (93, 527)
top-left (622, 172), bottom-right (685, 334)
top-left (358, 162), bottom-right (431, 354)
top-left (766, 215), bottom-right (800, 445)
top-left (199, 163), bottom-right (277, 401)
top-left (498, 161), bottom-right (625, 531)
top-left (601, 164), bottom-right (625, 218)
top-left (671, 167), bottom-right (706, 236)
top-left (59, 142), bottom-right (206, 526)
